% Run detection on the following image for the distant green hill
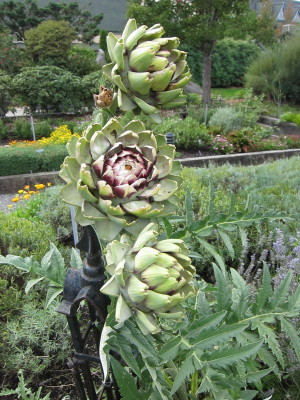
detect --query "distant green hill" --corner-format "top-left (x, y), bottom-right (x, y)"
top-left (0, 0), bottom-right (128, 32)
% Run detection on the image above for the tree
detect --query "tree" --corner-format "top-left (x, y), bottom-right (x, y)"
top-left (24, 20), bottom-right (75, 66)
top-left (127, 0), bottom-right (264, 104)
top-left (0, 30), bottom-right (25, 74)
top-left (0, 0), bottom-right (103, 43)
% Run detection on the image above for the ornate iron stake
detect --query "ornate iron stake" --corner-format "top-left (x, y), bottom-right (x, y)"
top-left (57, 225), bottom-right (119, 400)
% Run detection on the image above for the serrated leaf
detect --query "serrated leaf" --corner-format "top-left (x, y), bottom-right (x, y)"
top-left (158, 337), bottom-right (182, 361)
top-left (185, 187), bottom-right (194, 227)
top-left (256, 322), bottom-right (285, 368)
top-left (271, 271), bottom-right (292, 308)
top-left (99, 324), bottom-right (113, 381)
top-left (122, 320), bottom-right (158, 360)
top-left (114, 333), bottom-right (142, 377)
top-left (171, 351), bottom-right (198, 395)
top-left (196, 238), bottom-right (225, 274)
top-left (213, 264), bottom-right (232, 311)
top-left (110, 356), bottom-right (142, 399)
top-left (0, 254), bottom-right (33, 272)
top-left (184, 311), bottom-right (227, 339)
top-left (280, 317), bottom-right (300, 362)
top-left (239, 226), bottom-right (248, 248)
top-left (244, 367), bottom-right (274, 383)
top-left (255, 263), bottom-right (273, 312)
top-left (191, 322), bottom-right (249, 349)
top-left (218, 229), bottom-right (235, 258)
top-left (195, 290), bottom-right (211, 316)
top-left (162, 217), bottom-right (173, 238)
top-left (204, 341), bottom-right (263, 367)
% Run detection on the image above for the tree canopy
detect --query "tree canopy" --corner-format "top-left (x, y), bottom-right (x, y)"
top-left (127, 0), bottom-right (274, 103)
top-left (0, 0), bottom-right (103, 43)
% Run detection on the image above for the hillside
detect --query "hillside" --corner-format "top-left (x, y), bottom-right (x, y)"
top-left (0, 0), bottom-right (128, 32)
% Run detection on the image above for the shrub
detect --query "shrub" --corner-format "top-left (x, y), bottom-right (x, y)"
top-left (184, 39), bottom-right (259, 87)
top-left (37, 125), bottom-right (79, 146)
top-left (281, 112), bottom-right (300, 126)
top-left (81, 70), bottom-right (104, 108)
top-left (0, 69), bottom-right (12, 117)
top-left (208, 106), bottom-right (243, 133)
top-left (34, 120), bottom-right (52, 139)
top-left (67, 45), bottom-right (99, 76)
top-left (0, 213), bottom-right (57, 261)
top-left (12, 66), bottom-right (85, 113)
top-left (0, 144), bottom-right (68, 176)
top-left (246, 33), bottom-right (300, 103)
top-left (13, 118), bottom-right (32, 140)
top-left (0, 119), bottom-right (7, 140)
top-left (154, 116), bottom-right (212, 149)
top-left (24, 20), bottom-right (75, 66)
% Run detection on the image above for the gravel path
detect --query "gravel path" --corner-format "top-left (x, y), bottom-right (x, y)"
top-left (0, 193), bottom-right (18, 214)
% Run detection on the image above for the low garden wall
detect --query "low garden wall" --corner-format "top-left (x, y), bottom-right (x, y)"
top-left (1, 149), bottom-right (299, 194)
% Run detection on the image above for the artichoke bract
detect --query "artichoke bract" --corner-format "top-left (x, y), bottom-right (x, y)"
top-left (59, 118), bottom-right (182, 240)
top-left (102, 18), bottom-right (191, 120)
top-left (100, 223), bottom-right (195, 335)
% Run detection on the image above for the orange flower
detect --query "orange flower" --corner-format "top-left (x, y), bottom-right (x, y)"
top-left (12, 197), bottom-right (20, 202)
top-left (24, 185), bottom-right (30, 190)
top-left (34, 184), bottom-right (45, 190)
top-left (23, 194), bottom-right (31, 199)
top-left (29, 191), bottom-right (35, 194)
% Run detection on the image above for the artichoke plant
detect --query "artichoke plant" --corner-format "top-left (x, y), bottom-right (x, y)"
top-left (59, 117), bottom-right (182, 240)
top-left (102, 18), bottom-right (191, 120)
top-left (100, 223), bottom-right (195, 334)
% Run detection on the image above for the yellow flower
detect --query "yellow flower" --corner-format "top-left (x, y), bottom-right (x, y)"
top-left (24, 185), bottom-right (30, 190)
top-left (34, 184), bottom-right (45, 190)
top-left (47, 182), bottom-right (52, 186)
top-left (12, 197), bottom-right (20, 202)
top-left (29, 191), bottom-right (35, 194)
top-left (23, 194), bottom-right (31, 199)
top-left (18, 190), bottom-right (24, 194)
top-left (7, 204), bottom-right (13, 208)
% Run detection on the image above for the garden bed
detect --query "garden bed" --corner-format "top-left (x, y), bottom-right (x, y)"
top-left (1, 148), bottom-right (299, 195)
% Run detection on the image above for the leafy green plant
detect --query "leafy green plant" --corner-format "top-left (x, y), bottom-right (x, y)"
top-left (0, 242), bottom-right (82, 307)
top-left (0, 118), bottom-right (7, 140)
top-left (280, 112), bottom-right (300, 126)
top-left (34, 120), bottom-right (52, 139)
top-left (13, 118), bottom-right (32, 140)
top-left (67, 45), bottom-right (99, 76)
top-left (0, 69), bottom-right (12, 117)
top-left (208, 107), bottom-right (243, 133)
top-left (0, 213), bottom-right (58, 261)
top-left (0, 370), bottom-right (50, 399)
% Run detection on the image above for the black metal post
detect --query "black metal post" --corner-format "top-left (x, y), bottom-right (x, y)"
top-left (57, 225), bottom-right (117, 400)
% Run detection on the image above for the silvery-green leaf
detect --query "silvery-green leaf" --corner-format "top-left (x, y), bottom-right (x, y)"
top-left (84, 123), bottom-right (103, 141)
top-left (61, 157), bottom-right (80, 183)
top-left (137, 130), bottom-right (157, 149)
top-left (66, 135), bottom-right (79, 157)
top-left (98, 198), bottom-right (126, 216)
top-left (77, 180), bottom-right (98, 203)
top-left (81, 200), bottom-right (106, 220)
top-left (123, 120), bottom-right (145, 133)
top-left (102, 62), bottom-right (115, 84)
top-left (124, 218), bottom-right (151, 236)
top-left (155, 155), bottom-right (172, 178)
top-left (153, 178), bottom-right (178, 201)
top-left (126, 275), bottom-right (149, 303)
top-left (138, 183), bottom-right (160, 199)
top-left (107, 240), bottom-right (130, 265)
top-left (117, 130), bottom-right (139, 146)
top-left (76, 137), bottom-right (92, 164)
top-left (140, 145), bottom-right (156, 162)
top-left (94, 218), bottom-right (123, 240)
top-left (157, 144), bottom-right (175, 159)
top-left (122, 200), bottom-right (152, 216)
top-left (60, 183), bottom-right (84, 207)
top-left (90, 131), bottom-right (111, 159)
top-left (139, 203), bottom-right (165, 218)
top-left (101, 117), bottom-right (123, 138)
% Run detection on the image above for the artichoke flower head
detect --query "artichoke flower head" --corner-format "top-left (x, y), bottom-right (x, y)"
top-left (59, 117), bottom-right (182, 240)
top-left (102, 19), bottom-right (191, 121)
top-left (101, 223), bottom-right (195, 335)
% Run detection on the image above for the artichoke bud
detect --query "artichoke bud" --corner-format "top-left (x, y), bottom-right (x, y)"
top-left (100, 225), bottom-right (195, 334)
top-left (102, 19), bottom-right (191, 115)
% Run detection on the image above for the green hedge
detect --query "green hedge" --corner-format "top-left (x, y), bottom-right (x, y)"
top-left (184, 39), bottom-right (260, 88)
top-left (0, 145), bottom-right (68, 176)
